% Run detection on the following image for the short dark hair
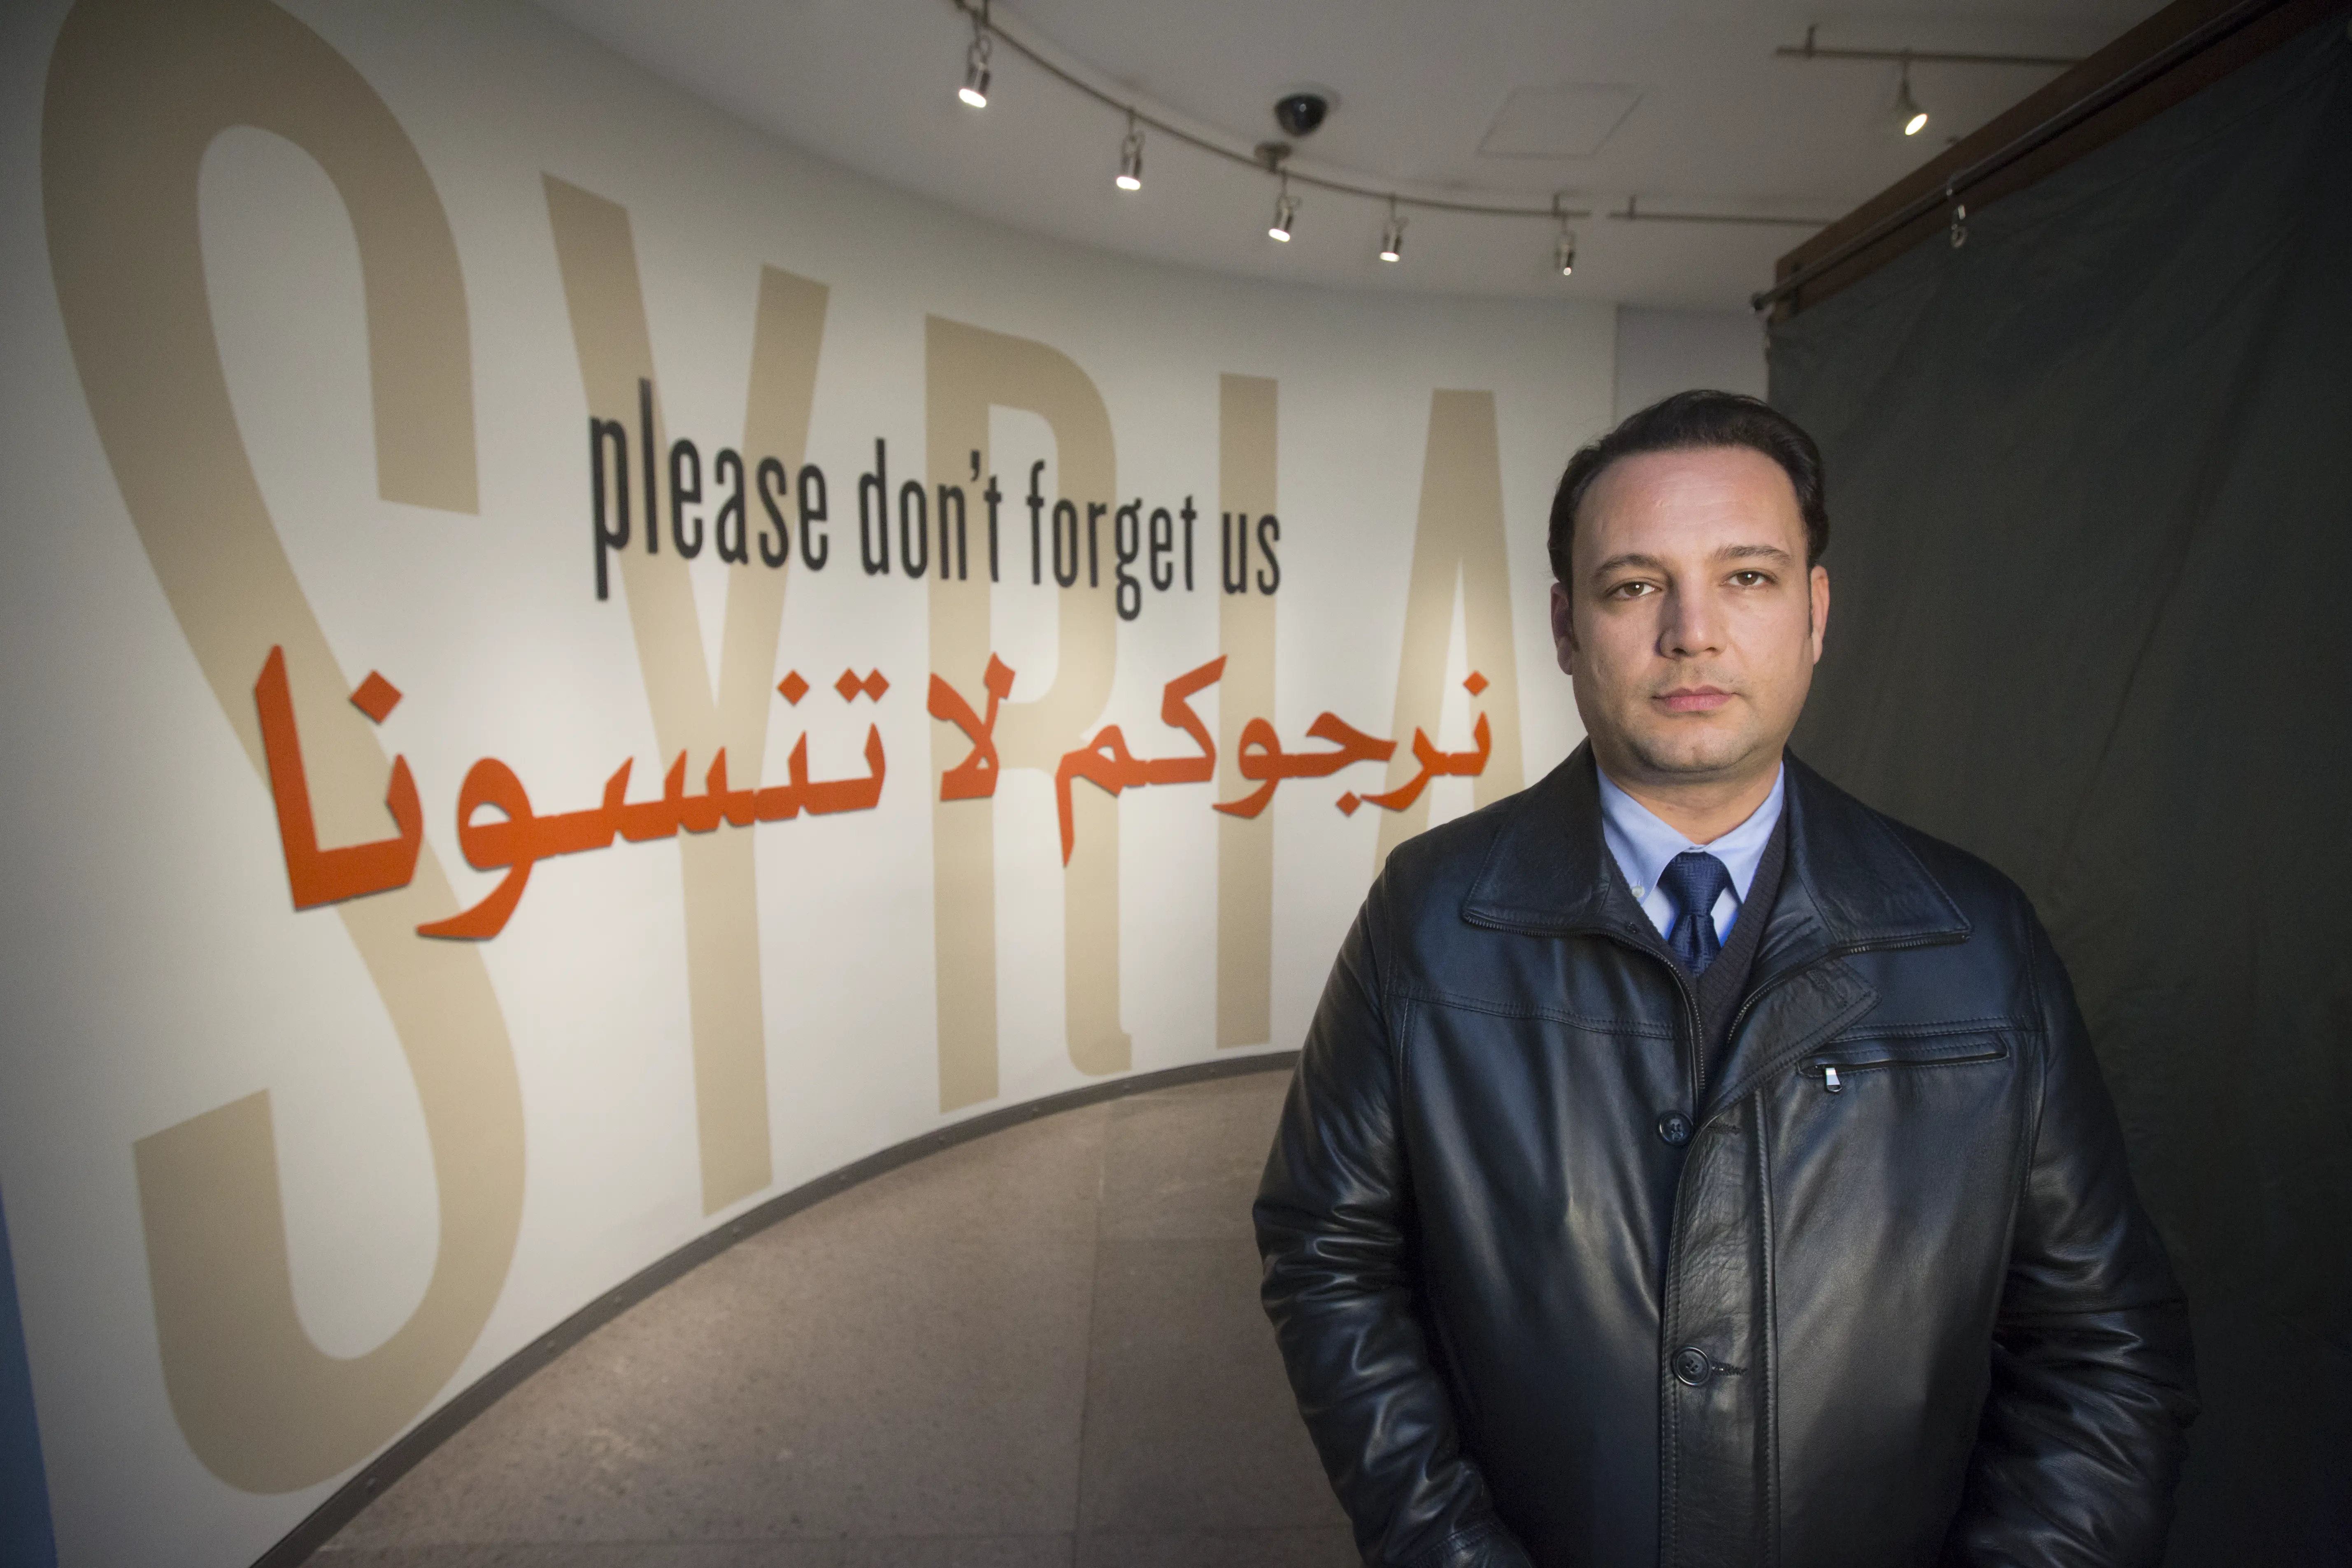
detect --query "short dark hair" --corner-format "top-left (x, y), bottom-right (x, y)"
top-left (1547, 390), bottom-right (1829, 583)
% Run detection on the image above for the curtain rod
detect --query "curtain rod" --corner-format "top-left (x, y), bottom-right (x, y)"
top-left (1775, 26), bottom-right (2084, 69)
top-left (1752, 0), bottom-right (2288, 312)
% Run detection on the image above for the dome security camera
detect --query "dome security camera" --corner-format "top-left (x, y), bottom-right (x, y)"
top-left (1273, 91), bottom-right (1330, 138)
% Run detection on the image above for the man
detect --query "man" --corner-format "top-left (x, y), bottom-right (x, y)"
top-left (1255, 391), bottom-right (2196, 1567)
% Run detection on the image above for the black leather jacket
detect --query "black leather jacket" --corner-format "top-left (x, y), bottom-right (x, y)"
top-left (1256, 749), bottom-right (2195, 1567)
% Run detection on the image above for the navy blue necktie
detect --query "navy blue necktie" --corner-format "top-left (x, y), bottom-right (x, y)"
top-left (1660, 851), bottom-right (1732, 975)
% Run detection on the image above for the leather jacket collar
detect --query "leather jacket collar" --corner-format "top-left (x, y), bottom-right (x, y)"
top-left (1462, 745), bottom-right (1973, 1109)
top-left (1462, 743), bottom-right (1969, 954)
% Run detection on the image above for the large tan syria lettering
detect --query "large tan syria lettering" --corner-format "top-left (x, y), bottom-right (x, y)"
top-left (42, 0), bottom-right (524, 1491)
top-left (1375, 389), bottom-right (1526, 869)
top-left (1217, 375), bottom-right (1277, 1049)
top-left (543, 177), bottom-right (830, 1213)
top-left (925, 317), bottom-right (1125, 1110)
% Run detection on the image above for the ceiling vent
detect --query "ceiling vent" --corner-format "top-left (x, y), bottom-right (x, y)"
top-left (1477, 84), bottom-right (1644, 159)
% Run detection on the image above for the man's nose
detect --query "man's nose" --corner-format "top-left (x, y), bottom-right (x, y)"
top-left (1659, 584), bottom-right (1722, 656)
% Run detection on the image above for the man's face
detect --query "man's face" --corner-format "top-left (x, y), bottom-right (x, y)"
top-left (1551, 446), bottom-right (1829, 789)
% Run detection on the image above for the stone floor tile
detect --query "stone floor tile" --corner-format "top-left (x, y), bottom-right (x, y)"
top-left (321, 1074), bottom-right (1343, 1568)
top-left (335, 1110), bottom-right (1110, 1547)
top-left (319, 1536), bottom-right (1077, 1566)
top-left (1098, 1073), bottom-right (1292, 1244)
top-left (1075, 1237), bottom-right (1342, 1535)
top-left (1071, 1526), bottom-right (1359, 1567)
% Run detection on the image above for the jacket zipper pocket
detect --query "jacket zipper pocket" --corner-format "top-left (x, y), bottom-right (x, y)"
top-left (1803, 1039), bottom-right (2008, 1092)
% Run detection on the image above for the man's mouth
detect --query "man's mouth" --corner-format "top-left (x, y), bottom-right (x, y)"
top-left (1654, 686), bottom-right (1734, 714)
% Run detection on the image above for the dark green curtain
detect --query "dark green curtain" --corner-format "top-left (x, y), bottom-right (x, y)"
top-left (1771, 18), bottom-right (2352, 1565)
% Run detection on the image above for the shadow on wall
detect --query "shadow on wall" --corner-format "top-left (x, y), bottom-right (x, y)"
top-left (1, 1190), bottom-right (58, 1568)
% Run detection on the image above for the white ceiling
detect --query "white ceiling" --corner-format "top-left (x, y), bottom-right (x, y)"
top-left (530, 0), bottom-right (2161, 310)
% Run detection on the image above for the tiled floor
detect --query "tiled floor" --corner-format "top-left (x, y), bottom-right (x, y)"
top-left (315, 1066), bottom-right (1355, 1567)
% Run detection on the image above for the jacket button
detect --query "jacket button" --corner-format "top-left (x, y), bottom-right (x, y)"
top-left (1656, 1112), bottom-right (1693, 1146)
top-left (1671, 1347), bottom-right (1713, 1387)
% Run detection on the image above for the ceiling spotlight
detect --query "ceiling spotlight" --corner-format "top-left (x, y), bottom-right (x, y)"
top-left (1377, 200), bottom-right (1405, 263)
top-left (958, 9), bottom-right (991, 108)
top-left (1892, 60), bottom-right (1927, 136)
top-left (1115, 114), bottom-right (1143, 191)
top-left (1269, 177), bottom-right (1297, 242)
top-left (1553, 196), bottom-right (1577, 277)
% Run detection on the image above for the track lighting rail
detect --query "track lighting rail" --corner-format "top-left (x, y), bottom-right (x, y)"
top-left (945, 0), bottom-right (1590, 222)
top-left (1609, 196), bottom-right (1831, 226)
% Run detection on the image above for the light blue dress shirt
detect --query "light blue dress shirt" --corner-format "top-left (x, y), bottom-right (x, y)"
top-left (1596, 761), bottom-right (1786, 945)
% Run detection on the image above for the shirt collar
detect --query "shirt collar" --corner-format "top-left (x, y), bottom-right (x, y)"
top-left (1596, 759), bottom-right (1786, 907)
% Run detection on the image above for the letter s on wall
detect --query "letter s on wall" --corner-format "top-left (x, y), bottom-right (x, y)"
top-left (43, 0), bottom-right (525, 1492)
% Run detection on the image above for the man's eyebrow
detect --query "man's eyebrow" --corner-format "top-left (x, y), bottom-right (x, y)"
top-left (1588, 544), bottom-right (1795, 577)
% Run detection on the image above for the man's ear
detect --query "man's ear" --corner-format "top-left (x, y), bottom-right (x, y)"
top-left (1808, 563), bottom-right (1831, 663)
top-left (1550, 580), bottom-right (1578, 676)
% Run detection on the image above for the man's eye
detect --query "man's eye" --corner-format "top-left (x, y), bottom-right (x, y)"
top-left (1729, 571), bottom-right (1769, 588)
top-left (1607, 581), bottom-right (1655, 599)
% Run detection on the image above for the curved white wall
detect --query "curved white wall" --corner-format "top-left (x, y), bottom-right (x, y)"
top-left (0, 0), bottom-right (1609, 1562)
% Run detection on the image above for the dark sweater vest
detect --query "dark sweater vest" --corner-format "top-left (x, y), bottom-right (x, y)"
top-left (1691, 810), bottom-right (1789, 1084)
